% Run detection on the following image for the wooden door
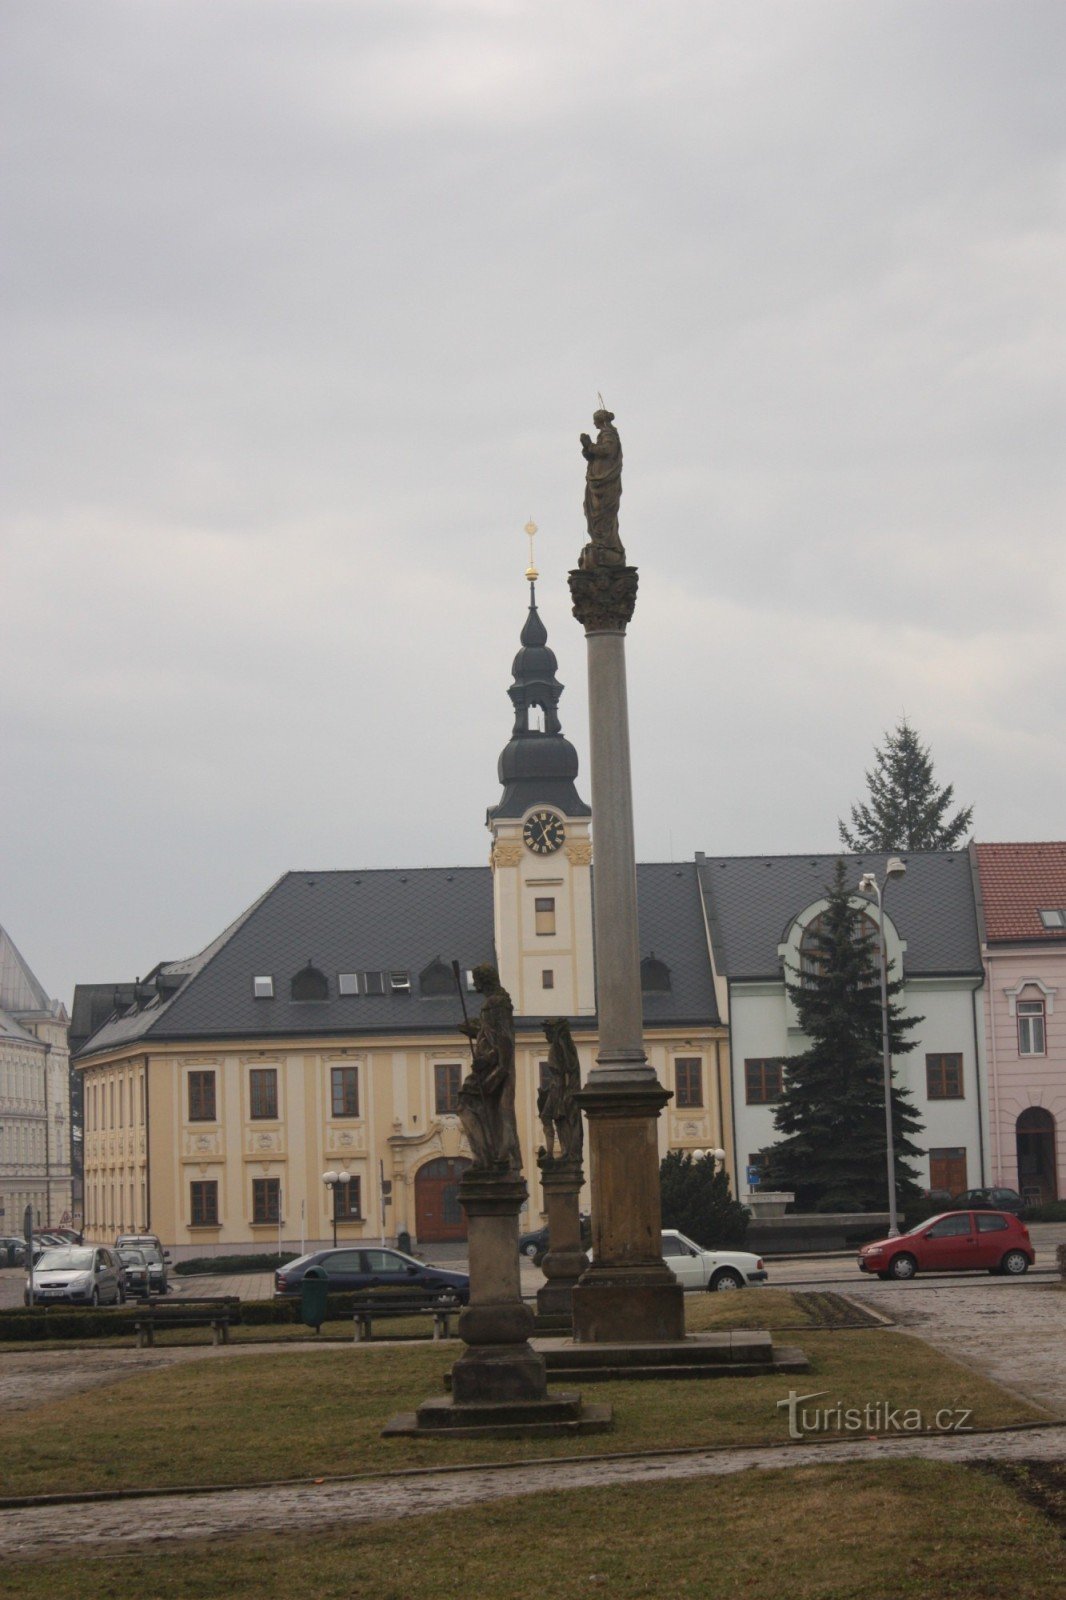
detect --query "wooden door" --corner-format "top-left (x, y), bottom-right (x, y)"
top-left (414, 1158), bottom-right (471, 1243)
top-left (929, 1147), bottom-right (967, 1195)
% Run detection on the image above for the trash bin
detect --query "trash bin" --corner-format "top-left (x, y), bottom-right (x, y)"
top-left (300, 1265), bottom-right (329, 1331)
top-left (397, 1230), bottom-right (412, 1256)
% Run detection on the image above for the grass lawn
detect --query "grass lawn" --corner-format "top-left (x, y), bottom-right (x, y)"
top-left (0, 1292), bottom-right (1045, 1498)
top-left (4, 1461), bottom-right (1064, 1599)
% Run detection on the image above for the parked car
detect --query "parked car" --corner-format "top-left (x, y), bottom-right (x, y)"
top-left (661, 1229), bottom-right (768, 1291)
top-left (519, 1225), bottom-right (549, 1259)
top-left (25, 1245), bottom-right (126, 1305)
top-left (952, 1187), bottom-right (1026, 1216)
top-left (30, 1233), bottom-right (73, 1261)
top-left (116, 1245), bottom-right (151, 1299)
top-left (522, 1216), bottom-right (593, 1268)
top-left (274, 1246), bottom-right (470, 1303)
top-left (858, 1210), bottom-right (1034, 1280)
top-left (48, 1226), bottom-right (84, 1244)
top-left (0, 1235), bottom-right (28, 1267)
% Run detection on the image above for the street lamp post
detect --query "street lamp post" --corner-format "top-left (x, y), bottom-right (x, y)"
top-left (322, 1168), bottom-right (351, 1250)
top-left (858, 859), bottom-right (907, 1238)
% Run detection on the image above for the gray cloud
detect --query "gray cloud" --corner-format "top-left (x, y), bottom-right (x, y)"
top-left (3, 1), bottom-right (1063, 1004)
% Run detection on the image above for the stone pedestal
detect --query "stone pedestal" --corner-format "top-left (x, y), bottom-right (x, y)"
top-left (383, 1169), bottom-right (612, 1438)
top-left (572, 1079), bottom-right (684, 1342)
top-left (535, 1158), bottom-right (587, 1324)
top-left (451, 1172), bottom-right (543, 1402)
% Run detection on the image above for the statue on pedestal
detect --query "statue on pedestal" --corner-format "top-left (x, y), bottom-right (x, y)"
top-left (456, 964), bottom-right (522, 1174)
top-left (578, 409), bottom-right (625, 570)
top-left (537, 1017), bottom-right (584, 1166)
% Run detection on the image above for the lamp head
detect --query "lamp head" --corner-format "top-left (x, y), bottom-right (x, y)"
top-left (322, 1169), bottom-right (338, 1185)
top-left (857, 874), bottom-right (877, 895)
top-left (338, 1169), bottom-right (351, 1185)
top-left (885, 856), bottom-right (907, 881)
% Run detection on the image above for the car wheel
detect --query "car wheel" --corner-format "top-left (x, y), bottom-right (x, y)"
top-left (117, 1283), bottom-right (126, 1305)
top-left (434, 1288), bottom-right (462, 1307)
top-left (90, 1288), bottom-right (100, 1306)
top-left (888, 1253), bottom-right (918, 1280)
top-left (876, 1271), bottom-right (892, 1281)
top-left (1001, 1250), bottom-right (1029, 1276)
top-left (709, 1268), bottom-right (744, 1291)
top-left (522, 1242), bottom-right (539, 1259)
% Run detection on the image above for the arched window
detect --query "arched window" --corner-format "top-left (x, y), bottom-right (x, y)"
top-left (799, 911), bottom-right (878, 981)
top-left (290, 962), bottom-right (329, 1002)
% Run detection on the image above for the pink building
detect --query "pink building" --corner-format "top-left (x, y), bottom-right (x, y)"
top-left (972, 842), bottom-right (1066, 1203)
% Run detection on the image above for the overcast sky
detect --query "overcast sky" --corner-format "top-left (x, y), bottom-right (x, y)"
top-left (3, 1), bottom-right (1064, 1009)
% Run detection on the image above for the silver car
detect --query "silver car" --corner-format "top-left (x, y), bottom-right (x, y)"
top-left (26, 1245), bottom-right (126, 1306)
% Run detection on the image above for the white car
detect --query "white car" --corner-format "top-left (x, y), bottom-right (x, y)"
top-left (661, 1229), bottom-right (768, 1291)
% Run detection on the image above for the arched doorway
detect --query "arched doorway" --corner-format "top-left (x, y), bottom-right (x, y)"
top-left (1016, 1108), bottom-right (1058, 1205)
top-left (414, 1157), bottom-right (471, 1242)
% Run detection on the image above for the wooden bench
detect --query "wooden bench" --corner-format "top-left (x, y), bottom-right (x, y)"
top-left (348, 1295), bottom-right (462, 1343)
top-left (134, 1297), bottom-right (240, 1348)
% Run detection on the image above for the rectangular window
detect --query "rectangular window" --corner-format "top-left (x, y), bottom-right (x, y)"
top-left (331, 1065), bottom-right (360, 1118)
top-left (675, 1057), bottom-right (703, 1108)
top-left (252, 1177), bottom-right (281, 1224)
top-left (389, 971), bottom-right (411, 993)
top-left (338, 973), bottom-right (359, 995)
top-left (926, 1053), bottom-right (964, 1099)
top-left (745, 1059), bottom-right (784, 1105)
top-left (118, 1080), bottom-right (124, 1128)
top-left (1038, 909), bottom-right (1065, 929)
top-left (333, 1177), bottom-right (362, 1220)
top-left (253, 975), bottom-right (274, 998)
top-left (188, 1071), bottom-right (216, 1122)
top-left (542, 969), bottom-right (554, 990)
top-left (1018, 1001), bottom-right (1046, 1056)
top-left (249, 1068), bottom-right (278, 1120)
top-left (534, 897), bottom-right (556, 935)
top-left (190, 1180), bottom-right (219, 1226)
top-left (434, 1062), bottom-right (462, 1116)
top-left (363, 970), bottom-right (385, 996)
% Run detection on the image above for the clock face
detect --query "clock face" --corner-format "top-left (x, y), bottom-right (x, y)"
top-left (523, 809), bottom-right (566, 855)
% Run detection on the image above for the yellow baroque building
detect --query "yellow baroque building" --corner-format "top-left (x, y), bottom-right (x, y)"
top-left (76, 585), bottom-right (730, 1255)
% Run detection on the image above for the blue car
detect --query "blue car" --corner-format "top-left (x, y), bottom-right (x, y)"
top-left (274, 1246), bottom-right (469, 1303)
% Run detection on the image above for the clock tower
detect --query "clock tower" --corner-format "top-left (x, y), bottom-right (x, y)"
top-left (487, 533), bottom-right (594, 1018)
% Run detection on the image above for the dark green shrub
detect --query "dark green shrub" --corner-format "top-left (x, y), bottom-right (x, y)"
top-left (1023, 1201), bottom-right (1066, 1223)
top-left (659, 1151), bottom-right (750, 1248)
top-left (174, 1253), bottom-right (301, 1276)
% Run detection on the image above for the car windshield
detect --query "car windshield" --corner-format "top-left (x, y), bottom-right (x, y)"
top-left (36, 1248), bottom-right (94, 1271)
top-left (118, 1249), bottom-right (147, 1265)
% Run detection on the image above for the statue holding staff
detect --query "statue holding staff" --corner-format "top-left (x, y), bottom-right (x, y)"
top-left (454, 963), bottom-right (522, 1173)
top-left (537, 1017), bottom-right (584, 1166)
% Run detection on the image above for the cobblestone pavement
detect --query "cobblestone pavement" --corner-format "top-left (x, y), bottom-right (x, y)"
top-left (4, 1423), bottom-right (1066, 1561)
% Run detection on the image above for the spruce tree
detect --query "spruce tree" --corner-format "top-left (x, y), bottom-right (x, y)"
top-left (659, 1150), bottom-right (750, 1247)
top-left (838, 718), bottom-right (973, 851)
top-left (759, 860), bottom-right (925, 1213)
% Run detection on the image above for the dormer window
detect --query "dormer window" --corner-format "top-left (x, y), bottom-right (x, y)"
top-left (389, 971), bottom-right (411, 994)
top-left (420, 958), bottom-right (454, 997)
top-left (640, 953), bottom-right (672, 992)
top-left (253, 976), bottom-right (274, 999)
top-left (291, 963), bottom-right (329, 1002)
top-left (1039, 909), bottom-right (1066, 929)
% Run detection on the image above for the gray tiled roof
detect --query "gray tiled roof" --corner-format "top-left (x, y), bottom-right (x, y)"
top-left (697, 850), bottom-right (981, 980)
top-left (76, 859), bottom-right (720, 1057)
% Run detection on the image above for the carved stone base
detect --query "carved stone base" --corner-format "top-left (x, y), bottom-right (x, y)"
top-left (535, 1158), bottom-right (587, 1324)
top-left (569, 564), bottom-right (639, 633)
top-left (573, 1078), bottom-right (685, 1344)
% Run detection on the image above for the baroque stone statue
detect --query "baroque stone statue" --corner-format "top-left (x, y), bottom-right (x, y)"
top-left (537, 1017), bottom-right (584, 1166)
top-left (457, 964), bottom-right (522, 1173)
top-left (578, 408), bottom-right (625, 569)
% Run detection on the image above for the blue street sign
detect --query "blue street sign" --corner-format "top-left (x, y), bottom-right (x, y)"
top-left (746, 1166), bottom-right (761, 1187)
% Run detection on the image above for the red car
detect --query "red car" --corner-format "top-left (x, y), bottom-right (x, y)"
top-left (858, 1210), bottom-right (1034, 1280)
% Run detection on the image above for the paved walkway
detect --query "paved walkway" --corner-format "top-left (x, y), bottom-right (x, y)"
top-left (4, 1422), bottom-right (1066, 1561)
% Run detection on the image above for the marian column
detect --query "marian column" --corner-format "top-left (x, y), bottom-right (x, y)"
top-left (568, 409), bottom-right (685, 1343)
